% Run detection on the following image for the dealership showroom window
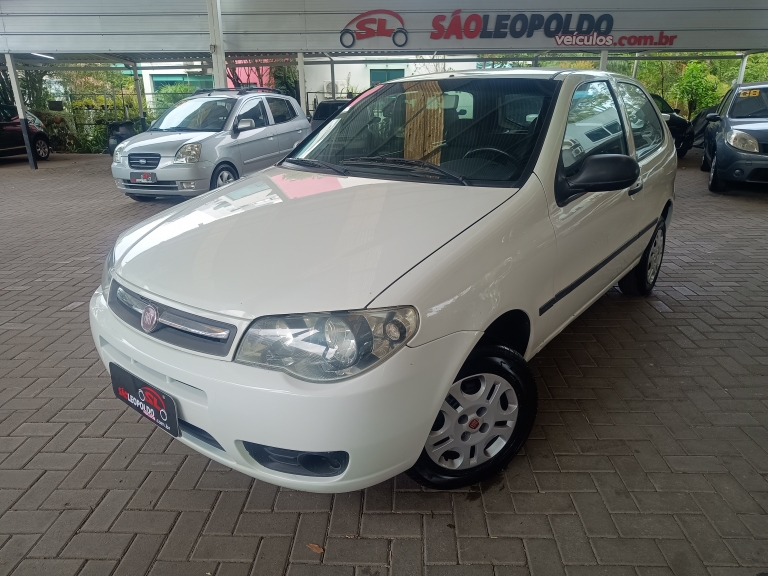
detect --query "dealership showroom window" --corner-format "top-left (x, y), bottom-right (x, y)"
top-left (2, 1), bottom-right (768, 575)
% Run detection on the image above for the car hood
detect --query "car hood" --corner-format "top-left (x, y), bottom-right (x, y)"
top-left (122, 130), bottom-right (216, 156)
top-left (728, 118), bottom-right (768, 140)
top-left (113, 167), bottom-right (514, 319)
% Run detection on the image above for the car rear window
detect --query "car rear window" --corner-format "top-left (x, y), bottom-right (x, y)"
top-left (314, 101), bottom-right (348, 121)
top-left (730, 88), bottom-right (768, 119)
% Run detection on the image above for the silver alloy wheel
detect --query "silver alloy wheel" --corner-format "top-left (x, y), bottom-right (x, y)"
top-left (646, 228), bottom-right (664, 284)
top-left (216, 169), bottom-right (235, 187)
top-left (35, 139), bottom-right (49, 158)
top-left (709, 155), bottom-right (716, 187)
top-left (426, 373), bottom-right (519, 470)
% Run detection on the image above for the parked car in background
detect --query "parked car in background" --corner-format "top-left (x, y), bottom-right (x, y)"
top-left (651, 94), bottom-right (694, 158)
top-left (702, 82), bottom-right (768, 191)
top-left (91, 69), bottom-right (676, 492)
top-left (111, 87), bottom-right (310, 201)
top-left (309, 99), bottom-right (350, 131)
top-left (0, 104), bottom-right (51, 160)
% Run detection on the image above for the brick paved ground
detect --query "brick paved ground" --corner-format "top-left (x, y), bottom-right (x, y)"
top-left (1, 151), bottom-right (767, 576)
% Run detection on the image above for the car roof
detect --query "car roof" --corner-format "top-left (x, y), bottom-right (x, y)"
top-left (188, 87), bottom-right (290, 99)
top-left (737, 82), bottom-right (768, 89)
top-left (389, 68), bottom-right (637, 83)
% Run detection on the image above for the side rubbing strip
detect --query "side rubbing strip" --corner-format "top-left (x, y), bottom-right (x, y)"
top-left (539, 219), bottom-right (658, 316)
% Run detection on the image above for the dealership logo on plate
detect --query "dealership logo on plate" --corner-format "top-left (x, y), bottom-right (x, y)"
top-left (340, 10), bottom-right (408, 48)
top-left (140, 304), bottom-right (159, 333)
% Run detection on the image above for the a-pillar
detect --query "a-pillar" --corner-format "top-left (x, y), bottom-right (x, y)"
top-left (4, 54), bottom-right (37, 170)
top-left (205, 0), bottom-right (228, 88)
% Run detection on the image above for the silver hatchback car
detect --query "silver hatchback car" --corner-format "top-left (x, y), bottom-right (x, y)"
top-left (111, 88), bottom-right (310, 201)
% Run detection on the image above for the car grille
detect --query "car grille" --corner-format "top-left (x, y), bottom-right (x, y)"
top-left (123, 180), bottom-right (179, 191)
top-left (747, 168), bottom-right (768, 183)
top-left (128, 153), bottom-right (161, 169)
top-left (108, 282), bottom-right (237, 357)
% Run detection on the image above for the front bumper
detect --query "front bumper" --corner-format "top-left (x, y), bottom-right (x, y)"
top-left (716, 146), bottom-right (768, 184)
top-left (111, 159), bottom-right (214, 196)
top-left (89, 288), bottom-right (479, 492)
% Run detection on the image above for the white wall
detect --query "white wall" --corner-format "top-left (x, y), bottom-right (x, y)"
top-left (303, 57), bottom-right (479, 108)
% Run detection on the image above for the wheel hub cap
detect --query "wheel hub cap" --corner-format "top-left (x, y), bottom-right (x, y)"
top-left (426, 373), bottom-right (519, 471)
top-left (646, 228), bottom-right (664, 284)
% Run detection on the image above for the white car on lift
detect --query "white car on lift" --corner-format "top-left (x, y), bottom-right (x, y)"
top-left (91, 69), bottom-right (675, 492)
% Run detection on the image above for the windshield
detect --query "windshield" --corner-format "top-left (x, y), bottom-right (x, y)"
top-left (730, 88), bottom-right (768, 119)
top-left (152, 97), bottom-right (237, 132)
top-left (290, 78), bottom-right (557, 185)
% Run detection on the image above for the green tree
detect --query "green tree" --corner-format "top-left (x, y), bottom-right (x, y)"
top-left (672, 61), bottom-right (720, 119)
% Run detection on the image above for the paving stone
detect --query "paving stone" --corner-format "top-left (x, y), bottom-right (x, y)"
top-left (60, 533), bottom-right (133, 559)
top-left (675, 514), bottom-right (737, 565)
top-left (323, 537), bottom-right (389, 565)
top-left (591, 538), bottom-right (666, 566)
top-left (360, 513), bottom-right (421, 537)
top-left (457, 537), bottom-right (525, 564)
top-left (110, 510), bottom-right (177, 534)
top-left (192, 535), bottom-right (259, 562)
top-left (234, 512), bottom-right (298, 536)
top-left (549, 514), bottom-right (595, 565)
top-left (612, 514), bottom-right (685, 539)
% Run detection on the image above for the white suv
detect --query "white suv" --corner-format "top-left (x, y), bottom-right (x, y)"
top-left (111, 88), bottom-right (309, 201)
top-left (92, 69), bottom-right (675, 492)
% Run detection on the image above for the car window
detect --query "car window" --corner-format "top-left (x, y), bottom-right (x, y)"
top-left (291, 78), bottom-right (557, 184)
top-left (238, 98), bottom-right (268, 128)
top-left (152, 97), bottom-right (236, 132)
top-left (267, 98), bottom-right (296, 124)
top-left (560, 81), bottom-right (628, 177)
top-left (652, 94), bottom-right (674, 114)
top-left (717, 90), bottom-right (733, 116)
top-left (618, 83), bottom-right (664, 160)
top-left (730, 88), bottom-right (768, 119)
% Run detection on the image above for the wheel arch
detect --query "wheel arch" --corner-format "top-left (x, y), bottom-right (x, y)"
top-left (210, 161), bottom-right (239, 188)
top-left (661, 199), bottom-right (673, 229)
top-left (475, 309), bottom-right (531, 358)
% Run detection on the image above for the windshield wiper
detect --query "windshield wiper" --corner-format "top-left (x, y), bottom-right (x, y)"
top-left (341, 156), bottom-right (468, 186)
top-left (282, 157), bottom-right (349, 176)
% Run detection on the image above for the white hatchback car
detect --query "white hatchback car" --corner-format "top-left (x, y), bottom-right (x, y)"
top-left (90, 69), bottom-right (675, 492)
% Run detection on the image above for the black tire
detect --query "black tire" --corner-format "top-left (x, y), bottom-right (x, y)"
top-left (211, 163), bottom-right (239, 189)
top-left (618, 218), bottom-right (666, 297)
top-left (33, 136), bottom-right (51, 161)
top-left (127, 194), bottom-right (156, 202)
top-left (676, 146), bottom-right (689, 159)
top-left (406, 345), bottom-right (537, 490)
top-left (708, 153), bottom-right (726, 192)
top-left (700, 149), bottom-right (710, 171)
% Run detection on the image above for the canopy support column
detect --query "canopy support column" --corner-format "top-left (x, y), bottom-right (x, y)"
top-left (632, 53), bottom-right (640, 78)
top-left (297, 52), bottom-right (307, 114)
top-left (599, 50), bottom-right (608, 71)
top-left (737, 53), bottom-right (749, 84)
top-left (324, 53), bottom-right (336, 99)
top-left (205, 0), bottom-right (228, 88)
top-left (131, 64), bottom-right (147, 131)
top-left (5, 54), bottom-right (37, 170)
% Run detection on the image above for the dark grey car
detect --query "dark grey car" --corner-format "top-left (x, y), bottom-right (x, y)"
top-left (702, 82), bottom-right (768, 191)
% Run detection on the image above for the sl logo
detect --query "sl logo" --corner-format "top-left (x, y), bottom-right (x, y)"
top-left (340, 10), bottom-right (408, 48)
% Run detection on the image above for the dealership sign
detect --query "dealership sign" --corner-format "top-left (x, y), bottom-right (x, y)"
top-left (339, 9), bottom-right (677, 49)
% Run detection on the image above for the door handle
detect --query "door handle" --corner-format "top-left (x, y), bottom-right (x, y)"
top-left (628, 181), bottom-right (643, 195)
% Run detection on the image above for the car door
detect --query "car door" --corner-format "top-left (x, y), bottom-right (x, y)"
top-left (266, 97), bottom-right (308, 155)
top-left (0, 105), bottom-right (24, 153)
top-left (705, 89), bottom-right (732, 162)
top-left (543, 79), bottom-right (645, 323)
top-left (232, 97), bottom-right (280, 173)
top-left (617, 82), bottom-right (671, 228)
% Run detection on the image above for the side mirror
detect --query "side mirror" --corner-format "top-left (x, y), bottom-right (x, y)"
top-left (706, 113), bottom-right (721, 122)
top-left (661, 113), bottom-right (671, 123)
top-left (567, 154), bottom-right (640, 194)
top-left (235, 118), bottom-right (256, 132)
top-left (673, 108), bottom-right (681, 114)
top-left (150, 119), bottom-right (157, 128)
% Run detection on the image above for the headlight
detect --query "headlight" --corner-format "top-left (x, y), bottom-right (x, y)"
top-left (174, 143), bottom-right (202, 163)
top-left (101, 248), bottom-right (115, 294)
top-left (113, 143), bottom-right (126, 164)
top-left (234, 307), bottom-right (418, 382)
top-left (726, 130), bottom-right (760, 153)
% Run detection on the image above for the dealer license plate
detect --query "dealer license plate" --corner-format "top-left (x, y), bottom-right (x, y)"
top-left (130, 172), bottom-right (157, 184)
top-left (111, 363), bottom-right (179, 437)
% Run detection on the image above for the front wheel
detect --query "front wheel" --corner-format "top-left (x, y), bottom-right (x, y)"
top-left (211, 164), bottom-right (238, 189)
top-left (34, 137), bottom-right (51, 161)
top-left (700, 150), bottom-right (710, 171)
top-left (708, 153), bottom-right (726, 192)
top-left (618, 218), bottom-right (666, 297)
top-left (407, 345), bottom-right (537, 490)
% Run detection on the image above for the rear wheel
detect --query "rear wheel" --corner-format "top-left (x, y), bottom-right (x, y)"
top-left (618, 218), bottom-right (666, 297)
top-left (34, 137), bottom-right (50, 161)
top-left (407, 345), bottom-right (537, 490)
top-left (708, 153), bottom-right (726, 192)
top-left (211, 164), bottom-right (238, 189)
top-left (127, 194), bottom-right (156, 202)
